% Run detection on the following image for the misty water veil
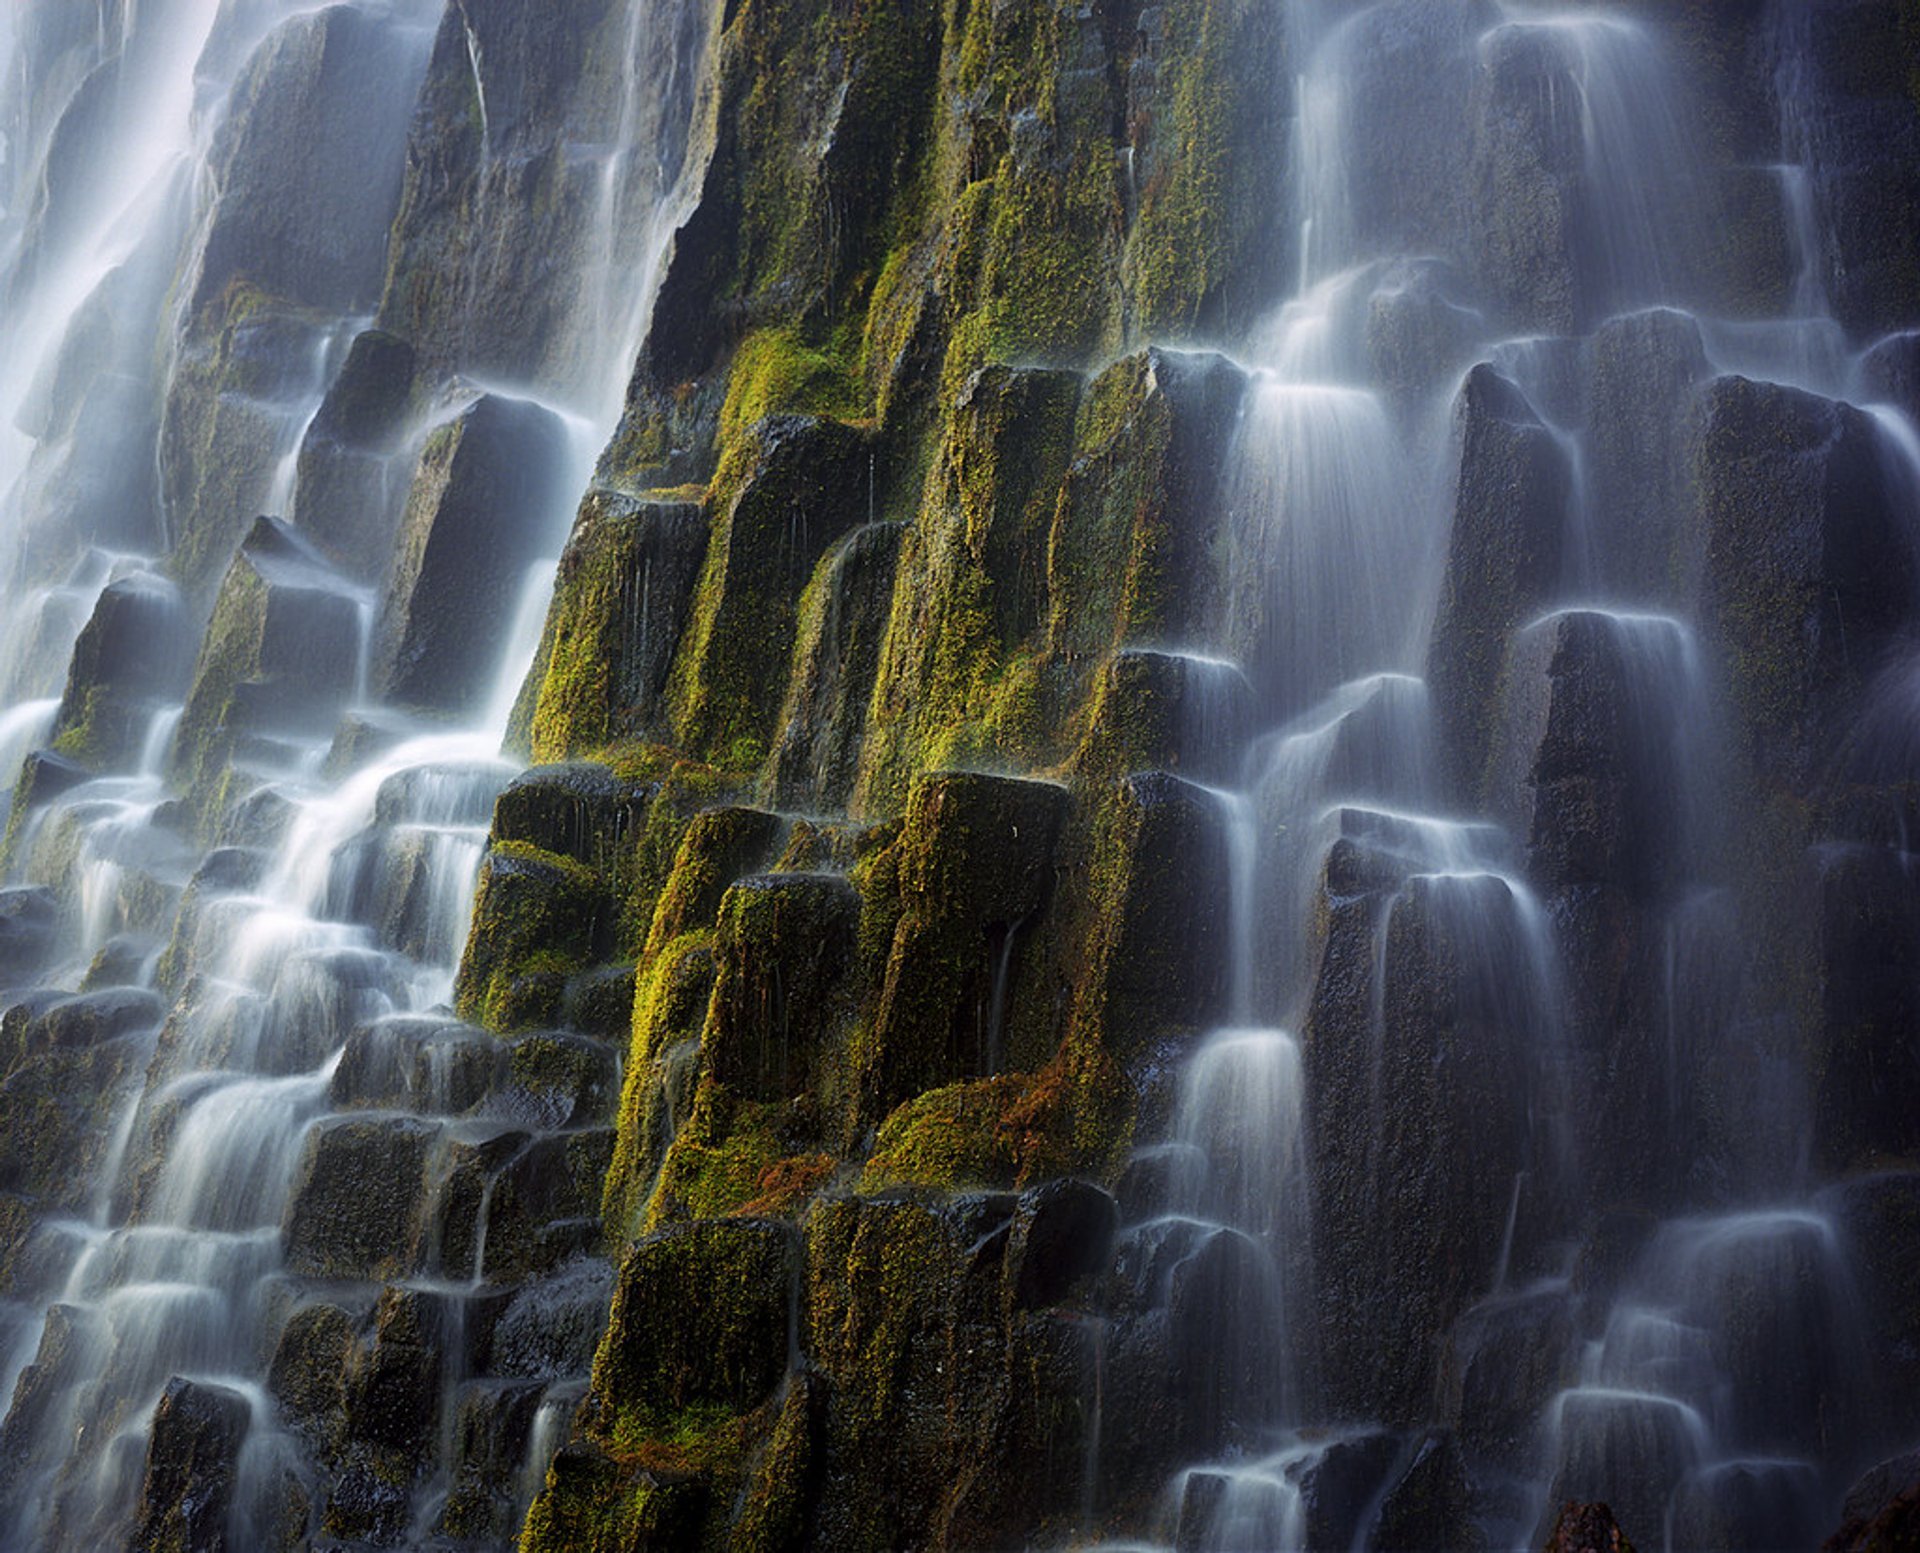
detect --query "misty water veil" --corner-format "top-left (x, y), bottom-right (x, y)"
top-left (0, 1), bottom-right (1915, 1550)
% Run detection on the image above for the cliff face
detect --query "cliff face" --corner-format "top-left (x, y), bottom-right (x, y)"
top-left (3, 0), bottom-right (1920, 1549)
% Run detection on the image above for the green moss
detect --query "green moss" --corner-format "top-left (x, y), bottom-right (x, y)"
top-left (644, 806), bottom-right (784, 958)
top-left (720, 328), bottom-right (864, 446)
top-left (648, 1081), bottom-right (822, 1227)
top-left (453, 841), bottom-right (605, 1030)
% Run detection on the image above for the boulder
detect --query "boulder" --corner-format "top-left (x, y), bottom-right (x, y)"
top-left (291, 328), bottom-right (419, 576)
top-left (490, 762), bottom-right (651, 873)
top-left (643, 806), bottom-right (784, 955)
top-left (1583, 309), bottom-right (1711, 599)
top-left (192, 4), bottom-right (429, 316)
top-left (1075, 771), bottom-right (1233, 1061)
top-left (372, 393), bottom-right (573, 715)
top-left (1073, 648), bottom-right (1255, 787)
top-left (1306, 869), bottom-right (1545, 1424)
top-left (49, 572), bottom-right (191, 770)
top-left (1542, 1499), bottom-right (1637, 1553)
top-left (475, 1129), bottom-right (615, 1281)
top-left (454, 842), bottom-right (605, 1031)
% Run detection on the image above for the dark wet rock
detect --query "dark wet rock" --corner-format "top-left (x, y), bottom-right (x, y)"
top-left (1784, 2), bottom-right (1920, 338)
top-left (328, 1018), bottom-right (502, 1115)
top-left (1334, 3), bottom-right (1491, 265)
top-left (486, 1259), bottom-right (615, 1381)
top-left (1074, 648), bottom-right (1255, 788)
top-left (1370, 1431), bottom-right (1482, 1553)
top-left (732, 1368), bottom-right (825, 1551)
top-left (1827, 1171), bottom-right (1920, 1442)
top-left (292, 328), bottom-right (419, 577)
top-left (1810, 844), bottom-right (1920, 1169)
top-left (1365, 259), bottom-right (1486, 414)
top-left (0, 997), bottom-right (152, 1211)
top-left (1007, 1179), bottom-right (1118, 1310)
top-left (599, 1219), bottom-right (796, 1425)
top-left (561, 963), bottom-right (638, 1041)
top-left (50, 572), bottom-right (191, 770)
top-left (379, 0), bottom-right (694, 388)
top-left (346, 1286), bottom-right (452, 1459)
top-left (1545, 1392), bottom-right (1698, 1549)
top-left (702, 873), bottom-right (857, 1103)
top-left (1542, 1499), bottom-right (1637, 1553)
top-left (1076, 771), bottom-right (1232, 1063)
top-left (454, 841), bottom-right (606, 1032)
top-left (1427, 366), bottom-right (1572, 800)
top-left (1861, 329), bottom-right (1920, 425)
top-left (478, 1129), bottom-right (615, 1282)
top-left (1444, 1288), bottom-right (1577, 1463)
top-left (765, 521), bottom-right (906, 812)
top-left (268, 1300), bottom-right (358, 1450)
top-left (512, 493), bottom-right (709, 762)
top-left (192, 4), bottom-right (428, 317)
top-left (1825, 1447), bottom-right (1920, 1553)
top-left (1489, 610), bottom-right (1695, 896)
top-left (434, 1378), bottom-right (546, 1543)
top-left (490, 762), bottom-right (650, 872)
top-left (1671, 1459), bottom-right (1822, 1553)
top-left (1470, 21), bottom-right (1587, 332)
top-left (283, 1115), bottom-right (437, 1281)
top-left (492, 1031), bottom-right (621, 1131)
top-left (372, 393), bottom-right (573, 715)
top-left (1684, 375), bottom-right (1911, 784)
top-left (1584, 309), bottom-right (1712, 599)
top-left (10, 748), bottom-right (91, 816)
top-left (0, 888), bottom-right (57, 988)
top-left (131, 1376), bottom-right (250, 1553)
top-left (1300, 1431), bottom-right (1402, 1552)
top-left (1307, 870), bottom-right (1545, 1426)
top-left (169, 518), bottom-right (363, 804)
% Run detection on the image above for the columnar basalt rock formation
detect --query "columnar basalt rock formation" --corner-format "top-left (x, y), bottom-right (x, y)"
top-left (0, 1), bottom-right (1917, 1551)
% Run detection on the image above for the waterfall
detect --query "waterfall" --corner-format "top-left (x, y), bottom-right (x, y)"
top-left (0, 0), bottom-right (710, 1546)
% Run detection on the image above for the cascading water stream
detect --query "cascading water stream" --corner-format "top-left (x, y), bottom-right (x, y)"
top-left (0, 0), bottom-right (713, 1545)
top-left (1096, 3), bottom-right (1920, 1550)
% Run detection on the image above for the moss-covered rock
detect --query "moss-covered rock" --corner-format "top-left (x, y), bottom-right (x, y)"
top-left (515, 494), bottom-right (710, 762)
top-left (643, 806), bottom-right (784, 957)
top-left (48, 572), bottom-right (191, 772)
top-left (594, 1218), bottom-right (797, 1441)
top-left (702, 874), bottom-right (858, 1104)
top-left (455, 841), bottom-right (607, 1031)
top-left (666, 415), bottom-right (870, 767)
top-left (856, 772), bottom-right (1069, 1118)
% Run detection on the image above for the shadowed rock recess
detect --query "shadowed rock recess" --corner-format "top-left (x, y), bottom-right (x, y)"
top-left (1, 0), bottom-right (1920, 1550)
